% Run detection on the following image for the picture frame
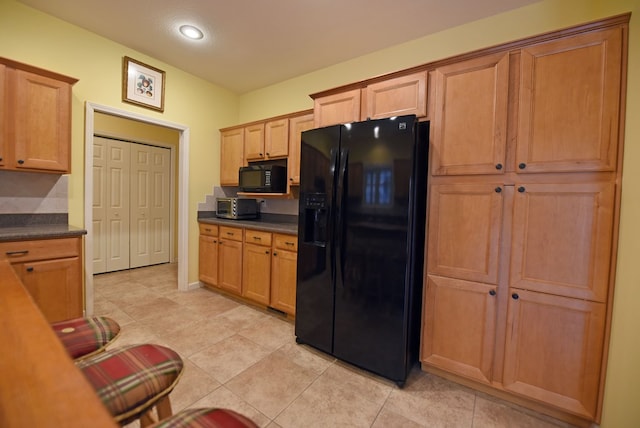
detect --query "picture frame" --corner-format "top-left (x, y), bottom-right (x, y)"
top-left (122, 56), bottom-right (165, 112)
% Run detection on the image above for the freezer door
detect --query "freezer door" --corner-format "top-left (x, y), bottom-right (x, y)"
top-left (333, 115), bottom-right (422, 382)
top-left (295, 125), bottom-right (340, 354)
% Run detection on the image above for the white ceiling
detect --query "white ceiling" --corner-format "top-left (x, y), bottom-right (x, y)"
top-left (18, 0), bottom-right (538, 94)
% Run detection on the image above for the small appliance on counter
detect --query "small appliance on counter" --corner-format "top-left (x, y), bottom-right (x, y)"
top-left (216, 197), bottom-right (258, 220)
top-left (239, 164), bottom-right (287, 193)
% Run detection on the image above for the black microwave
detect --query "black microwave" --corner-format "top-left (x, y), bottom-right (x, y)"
top-left (239, 165), bottom-right (287, 193)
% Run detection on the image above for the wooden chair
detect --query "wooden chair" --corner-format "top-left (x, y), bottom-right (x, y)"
top-left (77, 343), bottom-right (184, 427)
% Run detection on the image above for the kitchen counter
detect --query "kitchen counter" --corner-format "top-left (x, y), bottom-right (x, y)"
top-left (0, 224), bottom-right (87, 242)
top-left (198, 212), bottom-right (298, 235)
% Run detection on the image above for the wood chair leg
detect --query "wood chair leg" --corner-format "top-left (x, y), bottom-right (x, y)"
top-left (139, 410), bottom-right (157, 428)
top-left (156, 395), bottom-right (174, 420)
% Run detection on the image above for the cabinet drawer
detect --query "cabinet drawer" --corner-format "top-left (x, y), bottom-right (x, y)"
top-left (199, 223), bottom-right (219, 237)
top-left (0, 237), bottom-right (80, 264)
top-left (273, 234), bottom-right (298, 251)
top-left (219, 226), bottom-right (243, 242)
top-left (245, 229), bottom-right (272, 246)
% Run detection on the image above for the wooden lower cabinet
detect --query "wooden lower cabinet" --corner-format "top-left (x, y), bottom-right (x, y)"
top-left (502, 289), bottom-right (606, 419)
top-left (0, 236), bottom-right (83, 322)
top-left (198, 224), bottom-right (219, 286)
top-left (423, 180), bottom-right (614, 422)
top-left (218, 227), bottom-right (243, 295)
top-left (270, 233), bottom-right (298, 316)
top-left (242, 229), bottom-right (272, 305)
top-left (198, 224), bottom-right (297, 317)
top-left (422, 275), bottom-right (497, 385)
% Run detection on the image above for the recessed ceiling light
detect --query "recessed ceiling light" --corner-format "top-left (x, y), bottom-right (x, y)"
top-left (179, 25), bottom-right (204, 40)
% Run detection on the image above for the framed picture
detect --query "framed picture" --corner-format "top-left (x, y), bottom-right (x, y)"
top-left (122, 56), bottom-right (165, 112)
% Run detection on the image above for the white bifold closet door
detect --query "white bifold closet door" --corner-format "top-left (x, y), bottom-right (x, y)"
top-left (93, 137), bottom-right (170, 274)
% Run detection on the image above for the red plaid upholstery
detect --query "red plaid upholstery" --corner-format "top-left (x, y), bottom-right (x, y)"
top-left (78, 344), bottom-right (184, 423)
top-left (149, 408), bottom-right (258, 428)
top-left (52, 316), bottom-right (121, 359)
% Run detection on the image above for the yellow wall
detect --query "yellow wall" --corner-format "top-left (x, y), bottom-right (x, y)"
top-left (1, 0), bottom-right (638, 425)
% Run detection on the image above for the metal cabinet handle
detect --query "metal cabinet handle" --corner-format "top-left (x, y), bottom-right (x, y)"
top-left (495, 187), bottom-right (502, 193)
top-left (512, 293), bottom-right (519, 300)
top-left (518, 186), bottom-right (526, 193)
top-left (495, 163), bottom-right (503, 170)
top-left (6, 250), bottom-right (29, 256)
top-left (489, 290), bottom-right (496, 296)
top-left (519, 163), bottom-right (527, 169)
top-left (26, 266), bottom-right (34, 272)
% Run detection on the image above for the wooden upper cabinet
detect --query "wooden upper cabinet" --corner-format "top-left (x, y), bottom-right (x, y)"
top-left (362, 72), bottom-right (427, 120)
top-left (422, 275), bottom-right (497, 385)
top-left (509, 182), bottom-right (614, 302)
top-left (313, 88), bottom-right (361, 128)
top-left (502, 289), bottom-right (606, 420)
top-left (9, 67), bottom-right (75, 173)
top-left (427, 183), bottom-right (505, 285)
top-left (264, 118), bottom-right (289, 159)
top-left (220, 127), bottom-right (244, 185)
top-left (517, 27), bottom-right (623, 173)
top-left (430, 53), bottom-right (509, 176)
top-left (288, 112), bottom-right (314, 186)
top-left (243, 123), bottom-right (266, 161)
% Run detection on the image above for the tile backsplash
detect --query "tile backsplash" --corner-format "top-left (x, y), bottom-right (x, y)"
top-left (0, 171), bottom-right (68, 214)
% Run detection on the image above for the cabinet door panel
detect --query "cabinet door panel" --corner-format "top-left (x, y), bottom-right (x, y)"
top-left (313, 89), bottom-right (361, 128)
top-left (503, 289), bottom-right (605, 419)
top-left (362, 72), bottom-right (427, 120)
top-left (220, 128), bottom-right (244, 185)
top-left (218, 239), bottom-right (243, 294)
top-left (13, 69), bottom-right (71, 172)
top-left (430, 53), bottom-right (509, 175)
top-left (265, 118), bottom-right (289, 159)
top-left (288, 113), bottom-right (314, 186)
top-left (19, 257), bottom-right (82, 323)
top-left (427, 183), bottom-right (504, 284)
top-left (271, 249), bottom-right (297, 315)
top-left (199, 235), bottom-right (218, 286)
top-left (517, 28), bottom-right (622, 173)
top-left (242, 242), bottom-right (271, 305)
top-left (510, 182), bottom-right (614, 302)
top-left (244, 123), bottom-right (266, 161)
top-left (422, 275), bottom-right (497, 384)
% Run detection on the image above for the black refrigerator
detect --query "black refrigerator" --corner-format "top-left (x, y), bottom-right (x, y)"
top-left (295, 114), bottom-right (428, 386)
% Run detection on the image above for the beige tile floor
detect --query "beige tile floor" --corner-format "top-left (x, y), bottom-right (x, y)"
top-left (94, 263), bottom-right (576, 428)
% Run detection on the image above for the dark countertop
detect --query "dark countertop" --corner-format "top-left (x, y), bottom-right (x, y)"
top-left (198, 212), bottom-right (298, 235)
top-left (0, 224), bottom-right (87, 242)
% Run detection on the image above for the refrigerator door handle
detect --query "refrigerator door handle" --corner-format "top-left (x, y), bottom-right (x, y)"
top-left (336, 148), bottom-right (349, 283)
top-left (329, 148), bottom-right (339, 283)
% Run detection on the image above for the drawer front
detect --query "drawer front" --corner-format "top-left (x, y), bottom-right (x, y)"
top-left (245, 229), bottom-right (272, 246)
top-left (274, 233), bottom-right (298, 251)
top-left (0, 237), bottom-right (81, 263)
top-left (199, 223), bottom-right (219, 237)
top-left (219, 226), bottom-right (243, 242)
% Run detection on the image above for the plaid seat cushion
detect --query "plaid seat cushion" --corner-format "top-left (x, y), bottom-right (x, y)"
top-left (149, 408), bottom-right (258, 428)
top-left (52, 316), bottom-right (121, 359)
top-left (77, 344), bottom-right (184, 419)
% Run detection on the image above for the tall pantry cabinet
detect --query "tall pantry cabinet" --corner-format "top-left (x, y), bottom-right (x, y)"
top-left (422, 19), bottom-right (627, 424)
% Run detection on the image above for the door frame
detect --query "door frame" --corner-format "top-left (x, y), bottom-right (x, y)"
top-left (84, 102), bottom-right (190, 315)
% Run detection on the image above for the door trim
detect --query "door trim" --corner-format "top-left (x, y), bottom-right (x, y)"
top-left (84, 102), bottom-right (190, 316)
